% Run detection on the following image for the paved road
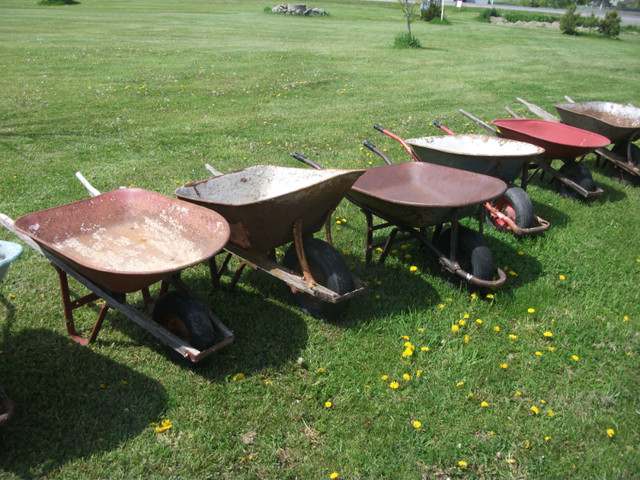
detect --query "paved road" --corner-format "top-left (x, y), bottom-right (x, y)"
top-left (444, 0), bottom-right (640, 26)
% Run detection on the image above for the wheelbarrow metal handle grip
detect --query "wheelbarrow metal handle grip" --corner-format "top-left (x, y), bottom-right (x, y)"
top-left (362, 141), bottom-right (392, 165)
top-left (290, 152), bottom-right (322, 170)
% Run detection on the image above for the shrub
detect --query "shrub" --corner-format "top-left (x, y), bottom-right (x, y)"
top-left (501, 11), bottom-right (560, 23)
top-left (393, 31), bottom-right (422, 48)
top-left (560, 4), bottom-right (580, 35)
top-left (599, 10), bottom-right (621, 38)
top-left (478, 8), bottom-right (499, 21)
top-left (420, 0), bottom-right (440, 22)
top-left (582, 12), bottom-right (599, 34)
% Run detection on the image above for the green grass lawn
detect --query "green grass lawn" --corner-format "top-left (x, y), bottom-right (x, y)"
top-left (1, 0), bottom-right (639, 478)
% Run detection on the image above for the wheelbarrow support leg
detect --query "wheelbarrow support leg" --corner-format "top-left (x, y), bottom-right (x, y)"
top-left (293, 218), bottom-right (318, 288)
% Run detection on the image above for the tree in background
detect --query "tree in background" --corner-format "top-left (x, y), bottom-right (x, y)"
top-left (398, 0), bottom-right (419, 34)
top-left (599, 9), bottom-right (621, 37)
top-left (560, 3), bottom-right (581, 34)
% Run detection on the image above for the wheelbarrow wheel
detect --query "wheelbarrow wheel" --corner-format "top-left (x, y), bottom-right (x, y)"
top-left (486, 184), bottom-right (534, 233)
top-left (282, 238), bottom-right (352, 320)
top-left (557, 162), bottom-right (595, 199)
top-left (434, 226), bottom-right (494, 292)
top-left (152, 292), bottom-right (216, 364)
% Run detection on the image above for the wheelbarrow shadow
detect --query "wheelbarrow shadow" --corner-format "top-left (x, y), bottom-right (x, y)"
top-left (0, 328), bottom-right (167, 479)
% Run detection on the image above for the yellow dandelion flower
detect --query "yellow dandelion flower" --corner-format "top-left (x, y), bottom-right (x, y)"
top-left (317, 367), bottom-right (326, 373)
top-left (402, 335), bottom-right (410, 340)
top-left (572, 355), bottom-right (579, 361)
top-left (486, 293), bottom-right (494, 299)
top-left (421, 346), bottom-right (429, 352)
top-left (416, 370), bottom-right (423, 376)
top-left (623, 316), bottom-right (629, 322)
top-left (459, 319), bottom-right (466, 326)
top-left (518, 250), bottom-right (524, 255)
top-left (559, 274), bottom-right (566, 280)
top-left (330, 473), bottom-right (339, 480)
top-left (390, 381), bottom-right (399, 389)
top-left (527, 308), bottom-right (535, 313)
top-left (493, 326), bottom-right (500, 332)
top-left (500, 363), bottom-right (508, 369)
top-left (606, 428), bottom-right (615, 438)
top-left (545, 436), bottom-right (550, 441)
top-left (476, 319), bottom-right (483, 324)
top-left (232, 373), bottom-right (245, 381)
top-left (547, 409), bottom-right (554, 417)
top-left (464, 335), bottom-right (470, 344)
top-left (325, 401), bottom-right (332, 408)
top-left (456, 381), bottom-right (465, 387)
top-left (509, 270), bottom-right (518, 276)
top-left (481, 401), bottom-right (489, 408)
top-left (413, 420), bottom-right (422, 429)
top-left (515, 391), bottom-right (522, 397)
top-left (535, 351), bottom-right (543, 356)
top-left (464, 313), bottom-right (470, 319)
top-left (409, 265), bottom-right (418, 272)
top-left (506, 458), bottom-right (516, 464)
top-left (381, 375), bottom-right (388, 381)
top-left (403, 373), bottom-right (411, 381)
top-left (458, 461), bottom-right (468, 467)
top-left (451, 325), bottom-right (459, 333)
top-left (543, 331), bottom-right (553, 338)
top-left (438, 303), bottom-right (445, 309)
top-left (548, 346), bottom-right (555, 352)
top-left (530, 406), bottom-right (539, 415)
top-left (509, 334), bottom-right (518, 340)
top-left (471, 293), bottom-right (477, 300)
top-left (469, 392), bottom-right (474, 398)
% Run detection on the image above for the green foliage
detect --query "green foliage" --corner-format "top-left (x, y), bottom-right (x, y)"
top-left (582, 12), bottom-right (600, 34)
top-left (501, 10), bottom-right (561, 23)
top-left (393, 30), bottom-right (422, 48)
top-left (477, 7), bottom-right (499, 21)
top-left (599, 9), bottom-right (621, 38)
top-left (429, 16), bottom-right (451, 25)
top-left (560, 3), bottom-right (580, 35)
top-left (420, 0), bottom-right (440, 22)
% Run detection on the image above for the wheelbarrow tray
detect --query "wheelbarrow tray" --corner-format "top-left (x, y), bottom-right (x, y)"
top-left (555, 102), bottom-right (640, 145)
top-left (349, 162), bottom-right (507, 228)
top-left (406, 134), bottom-right (544, 183)
top-left (492, 119), bottom-right (610, 159)
top-left (13, 188), bottom-right (230, 294)
top-left (174, 165), bottom-right (364, 255)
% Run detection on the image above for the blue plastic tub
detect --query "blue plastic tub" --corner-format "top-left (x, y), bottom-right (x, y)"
top-left (0, 240), bottom-right (23, 284)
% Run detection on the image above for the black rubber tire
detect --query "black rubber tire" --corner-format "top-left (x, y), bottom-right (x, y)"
top-left (486, 183), bottom-right (535, 232)
top-left (557, 162), bottom-right (595, 199)
top-left (433, 226), bottom-right (494, 290)
top-left (152, 292), bottom-right (216, 364)
top-left (282, 238), bottom-right (353, 320)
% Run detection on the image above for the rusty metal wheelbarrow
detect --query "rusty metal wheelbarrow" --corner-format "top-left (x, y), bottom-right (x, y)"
top-left (1, 186), bottom-right (233, 364)
top-left (368, 123), bottom-right (550, 237)
top-left (292, 153), bottom-right (508, 291)
top-left (174, 164), bottom-right (367, 320)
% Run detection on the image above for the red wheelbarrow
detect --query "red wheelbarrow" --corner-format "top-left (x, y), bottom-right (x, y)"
top-left (368, 123), bottom-right (550, 237)
top-left (518, 97), bottom-right (640, 182)
top-left (461, 108), bottom-right (611, 199)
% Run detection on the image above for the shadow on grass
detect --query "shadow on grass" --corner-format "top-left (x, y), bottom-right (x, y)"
top-left (0, 328), bottom-right (166, 479)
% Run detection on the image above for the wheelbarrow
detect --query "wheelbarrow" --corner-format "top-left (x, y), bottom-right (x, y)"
top-left (368, 123), bottom-right (550, 237)
top-left (0, 186), bottom-right (233, 364)
top-left (0, 240), bottom-right (24, 428)
top-left (174, 164), bottom-right (367, 319)
top-left (518, 97), bottom-right (640, 182)
top-left (460, 108), bottom-right (611, 199)
top-left (291, 152), bottom-right (508, 291)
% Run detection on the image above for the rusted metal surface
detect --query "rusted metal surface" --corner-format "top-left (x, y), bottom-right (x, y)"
top-left (174, 165), bottom-right (364, 255)
top-left (13, 188), bottom-right (230, 293)
top-left (349, 162), bottom-right (506, 228)
top-left (492, 119), bottom-right (611, 159)
top-left (407, 134), bottom-right (544, 183)
top-left (555, 102), bottom-right (640, 145)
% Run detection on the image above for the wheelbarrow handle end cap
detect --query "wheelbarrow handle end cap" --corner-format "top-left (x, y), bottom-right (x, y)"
top-left (373, 124), bottom-right (384, 132)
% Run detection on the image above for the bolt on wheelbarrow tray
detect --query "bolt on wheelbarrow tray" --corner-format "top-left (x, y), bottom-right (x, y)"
top-left (0, 187), bottom-right (233, 364)
top-left (174, 164), bottom-right (367, 319)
